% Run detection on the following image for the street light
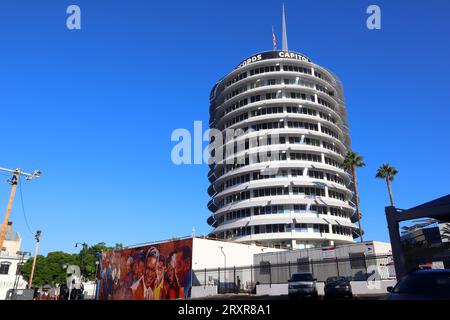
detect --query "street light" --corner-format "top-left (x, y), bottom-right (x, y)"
top-left (93, 257), bottom-right (101, 300)
top-left (75, 242), bottom-right (88, 278)
top-left (219, 246), bottom-right (226, 269)
top-left (219, 246), bottom-right (226, 289)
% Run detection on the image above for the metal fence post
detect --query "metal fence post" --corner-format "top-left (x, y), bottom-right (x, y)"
top-left (234, 266), bottom-right (236, 293)
top-left (288, 261), bottom-right (291, 280)
top-left (203, 254), bottom-right (394, 294)
top-left (269, 263), bottom-right (272, 288)
top-left (363, 255), bottom-right (368, 280)
top-left (336, 257), bottom-right (340, 277)
top-left (218, 267), bottom-right (220, 292)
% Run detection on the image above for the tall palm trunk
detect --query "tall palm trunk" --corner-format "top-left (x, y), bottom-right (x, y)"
top-left (352, 164), bottom-right (364, 243)
top-left (386, 177), bottom-right (395, 207)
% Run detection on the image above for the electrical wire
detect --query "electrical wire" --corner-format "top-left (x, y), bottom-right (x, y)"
top-left (18, 177), bottom-right (34, 236)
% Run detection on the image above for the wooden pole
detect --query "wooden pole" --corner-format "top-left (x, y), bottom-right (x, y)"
top-left (28, 230), bottom-right (42, 289)
top-left (0, 173), bottom-right (19, 252)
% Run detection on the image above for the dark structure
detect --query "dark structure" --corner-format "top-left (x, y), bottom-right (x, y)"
top-left (385, 194), bottom-right (450, 279)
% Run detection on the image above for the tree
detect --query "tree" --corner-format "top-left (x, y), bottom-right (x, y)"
top-left (114, 243), bottom-right (123, 251)
top-left (376, 163), bottom-right (398, 207)
top-left (21, 242), bottom-right (113, 287)
top-left (343, 150), bottom-right (366, 242)
top-left (79, 242), bottom-right (111, 280)
top-left (22, 251), bottom-right (78, 287)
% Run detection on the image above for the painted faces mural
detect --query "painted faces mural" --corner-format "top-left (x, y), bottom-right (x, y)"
top-left (98, 238), bottom-right (192, 300)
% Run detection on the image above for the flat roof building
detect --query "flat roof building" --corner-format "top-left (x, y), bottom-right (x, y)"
top-left (0, 222), bottom-right (29, 300)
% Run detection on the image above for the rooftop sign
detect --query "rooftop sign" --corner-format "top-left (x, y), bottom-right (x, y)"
top-left (236, 51), bottom-right (312, 69)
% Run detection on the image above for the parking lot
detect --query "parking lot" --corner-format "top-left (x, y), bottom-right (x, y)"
top-left (192, 293), bottom-right (386, 300)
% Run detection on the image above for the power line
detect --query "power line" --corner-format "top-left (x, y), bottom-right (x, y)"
top-left (18, 178), bottom-right (34, 236)
top-left (0, 167), bottom-right (41, 253)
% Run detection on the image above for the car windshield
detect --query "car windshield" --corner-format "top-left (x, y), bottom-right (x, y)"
top-left (291, 273), bottom-right (313, 281)
top-left (392, 272), bottom-right (450, 297)
top-left (326, 276), bottom-right (347, 283)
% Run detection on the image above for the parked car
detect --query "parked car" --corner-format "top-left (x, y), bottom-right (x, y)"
top-left (288, 272), bottom-right (318, 299)
top-left (385, 269), bottom-right (450, 300)
top-left (324, 276), bottom-right (353, 299)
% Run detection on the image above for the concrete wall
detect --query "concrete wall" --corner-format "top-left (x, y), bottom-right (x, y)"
top-left (191, 286), bottom-right (218, 298)
top-left (82, 281), bottom-right (96, 299)
top-left (192, 238), bottom-right (284, 290)
top-left (2, 239), bottom-right (21, 258)
top-left (192, 238), bottom-right (284, 269)
top-left (350, 280), bottom-right (396, 295)
top-left (256, 284), bottom-right (288, 296)
top-left (372, 241), bottom-right (393, 255)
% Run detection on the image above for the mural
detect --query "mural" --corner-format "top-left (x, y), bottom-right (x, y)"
top-left (97, 238), bottom-right (192, 300)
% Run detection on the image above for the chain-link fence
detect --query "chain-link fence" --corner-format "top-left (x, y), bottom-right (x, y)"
top-left (192, 254), bottom-right (395, 293)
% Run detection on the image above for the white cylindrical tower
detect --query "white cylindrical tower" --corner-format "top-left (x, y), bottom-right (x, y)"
top-left (207, 51), bottom-right (360, 249)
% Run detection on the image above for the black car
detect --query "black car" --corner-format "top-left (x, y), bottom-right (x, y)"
top-left (385, 269), bottom-right (450, 300)
top-left (324, 276), bottom-right (352, 299)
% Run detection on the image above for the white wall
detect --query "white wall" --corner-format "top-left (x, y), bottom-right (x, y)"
top-left (1, 239), bottom-right (21, 258)
top-left (82, 281), bottom-right (97, 299)
top-left (191, 238), bottom-right (285, 292)
top-left (372, 241), bottom-right (393, 255)
top-left (0, 256), bottom-right (28, 300)
top-left (191, 286), bottom-right (218, 298)
top-left (192, 238), bottom-right (284, 270)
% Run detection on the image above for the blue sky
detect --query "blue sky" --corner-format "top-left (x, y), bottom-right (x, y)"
top-left (0, 0), bottom-right (449, 254)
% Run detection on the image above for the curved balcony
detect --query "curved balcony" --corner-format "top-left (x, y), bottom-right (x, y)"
top-left (208, 168), bottom-right (217, 183)
top-left (207, 199), bottom-right (218, 213)
top-left (207, 184), bottom-right (217, 197)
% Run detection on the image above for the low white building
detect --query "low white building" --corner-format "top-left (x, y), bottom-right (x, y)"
top-left (190, 238), bottom-right (395, 297)
top-left (0, 222), bottom-right (29, 300)
top-left (190, 237), bottom-right (284, 297)
top-left (253, 241), bottom-right (394, 283)
top-left (192, 237), bottom-right (284, 269)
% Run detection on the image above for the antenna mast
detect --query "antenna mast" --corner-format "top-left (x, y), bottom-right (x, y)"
top-left (282, 1), bottom-right (289, 51)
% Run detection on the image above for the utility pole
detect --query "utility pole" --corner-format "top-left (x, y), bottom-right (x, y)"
top-left (0, 167), bottom-right (41, 252)
top-left (13, 251), bottom-right (30, 292)
top-left (28, 230), bottom-right (42, 289)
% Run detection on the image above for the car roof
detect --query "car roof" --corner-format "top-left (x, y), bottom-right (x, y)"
top-left (411, 269), bottom-right (450, 275)
top-left (292, 272), bottom-right (313, 275)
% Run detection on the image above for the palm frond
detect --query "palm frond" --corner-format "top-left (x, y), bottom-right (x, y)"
top-left (343, 150), bottom-right (365, 170)
top-left (376, 163), bottom-right (398, 180)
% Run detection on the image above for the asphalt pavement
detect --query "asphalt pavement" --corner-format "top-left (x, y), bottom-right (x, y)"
top-left (192, 293), bottom-right (385, 300)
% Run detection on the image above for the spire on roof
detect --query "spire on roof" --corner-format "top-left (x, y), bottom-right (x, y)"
top-left (282, 1), bottom-right (289, 51)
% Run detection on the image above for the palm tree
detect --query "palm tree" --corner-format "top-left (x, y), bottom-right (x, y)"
top-left (343, 151), bottom-right (366, 243)
top-left (376, 164), bottom-right (398, 207)
top-left (441, 225), bottom-right (450, 242)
